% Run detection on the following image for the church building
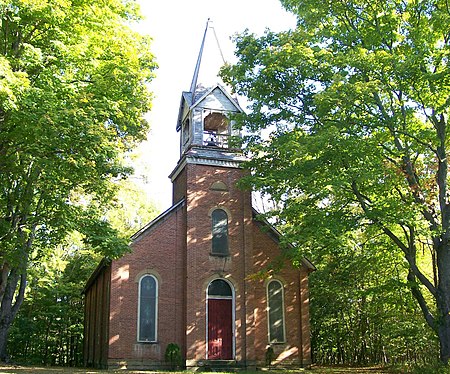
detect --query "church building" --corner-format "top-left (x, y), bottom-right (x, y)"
top-left (83, 21), bottom-right (315, 370)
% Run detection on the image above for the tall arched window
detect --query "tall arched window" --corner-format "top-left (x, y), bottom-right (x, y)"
top-left (138, 274), bottom-right (158, 342)
top-left (211, 209), bottom-right (229, 256)
top-left (267, 280), bottom-right (286, 343)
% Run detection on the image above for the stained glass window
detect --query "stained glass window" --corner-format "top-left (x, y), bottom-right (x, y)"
top-left (138, 275), bottom-right (157, 342)
top-left (267, 280), bottom-right (285, 343)
top-left (212, 209), bottom-right (229, 256)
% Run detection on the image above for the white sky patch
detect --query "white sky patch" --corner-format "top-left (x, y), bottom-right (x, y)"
top-left (133, 0), bottom-right (297, 210)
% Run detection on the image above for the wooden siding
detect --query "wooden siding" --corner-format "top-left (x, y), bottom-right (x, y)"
top-left (83, 262), bottom-right (111, 368)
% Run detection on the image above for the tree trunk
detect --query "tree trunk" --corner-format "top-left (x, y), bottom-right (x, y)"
top-left (0, 267), bottom-right (26, 361)
top-left (437, 313), bottom-right (450, 364)
top-left (0, 321), bottom-right (9, 362)
top-left (436, 238), bottom-right (450, 364)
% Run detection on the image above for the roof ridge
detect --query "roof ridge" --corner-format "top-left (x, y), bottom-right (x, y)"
top-left (131, 198), bottom-right (186, 241)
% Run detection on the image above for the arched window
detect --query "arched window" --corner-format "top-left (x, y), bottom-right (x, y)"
top-left (208, 279), bottom-right (232, 297)
top-left (267, 280), bottom-right (285, 343)
top-left (138, 274), bottom-right (158, 342)
top-left (211, 209), bottom-right (229, 256)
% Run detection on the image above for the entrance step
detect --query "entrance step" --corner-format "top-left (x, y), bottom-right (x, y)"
top-left (201, 360), bottom-right (244, 372)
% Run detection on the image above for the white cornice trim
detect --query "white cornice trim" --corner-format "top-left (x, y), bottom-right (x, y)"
top-left (187, 156), bottom-right (243, 168)
top-left (169, 158), bottom-right (188, 182)
top-left (169, 154), bottom-right (244, 182)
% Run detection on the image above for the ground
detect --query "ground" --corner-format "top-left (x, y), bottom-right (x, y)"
top-left (0, 365), bottom-right (396, 374)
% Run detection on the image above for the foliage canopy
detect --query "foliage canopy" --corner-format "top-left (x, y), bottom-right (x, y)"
top-left (0, 0), bottom-right (156, 359)
top-left (221, 0), bottom-right (450, 363)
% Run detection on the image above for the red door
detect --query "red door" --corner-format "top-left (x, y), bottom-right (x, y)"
top-left (208, 299), bottom-right (233, 360)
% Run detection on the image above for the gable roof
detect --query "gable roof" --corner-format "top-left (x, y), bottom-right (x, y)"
top-left (192, 85), bottom-right (242, 112)
top-left (252, 208), bottom-right (316, 272)
top-left (176, 85), bottom-right (242, 131)
top-left (83, 199), bottom-right (186, 294)
top-left (131, 198), bottom-right (185, 241)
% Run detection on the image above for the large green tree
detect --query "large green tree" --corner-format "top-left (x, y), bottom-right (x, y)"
top-left (8, 245), bottom-right (98, 366)
top-left (8, 179), bottom-right (159, 365)
top-left (222, 0), bottom-right (450, 363)
top-left (309, 231), bottom-right (438, 365)
top-left (0, 0), bottom-right (155, 360)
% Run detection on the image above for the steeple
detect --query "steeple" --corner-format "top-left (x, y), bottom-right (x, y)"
top-left (189, 19), bottom-right (226, 99)
top-left (174, 19), bottom-right (243, 153)
top-left (170, 20), bottom-right (245, 203)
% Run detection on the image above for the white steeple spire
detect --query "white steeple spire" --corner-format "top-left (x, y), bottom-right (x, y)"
top-left (189, 19), bottom-right (227, 98)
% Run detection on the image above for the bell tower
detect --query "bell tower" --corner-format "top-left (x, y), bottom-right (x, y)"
top-left (169, 20), bottom-right (256, 367)
top-left (170, 19), bottom-right (245, 203)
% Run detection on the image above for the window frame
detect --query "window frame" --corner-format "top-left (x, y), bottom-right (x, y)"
top-left (207, 279), bottom-right (233, 298)
top-left (137, 274), bottom-right (158, 343)
top-left (211, 208), bottom-right (229, 256)
top-left (266, 279), bottom-right (286, 344)
top-left (202, 111), bottom-right (231, 148)
top-left (182, 118), bottom-right (190, 145)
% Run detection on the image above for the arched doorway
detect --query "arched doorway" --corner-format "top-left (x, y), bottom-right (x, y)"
top-left (207, 279), bottom-right (234, 360)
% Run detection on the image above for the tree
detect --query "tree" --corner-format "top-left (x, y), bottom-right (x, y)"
top-left (105, 178), bottom-right (159, 237)
top-left (8, 179), bottom-right (158, 365)
top-left (309, 232), bottom-right (438, 365)
top-left (8, 244), bottom-right (99, 366)
top-left (0, 0), bottom-right (156, 360)
top-left (221, 0), bottom-right (450, 363)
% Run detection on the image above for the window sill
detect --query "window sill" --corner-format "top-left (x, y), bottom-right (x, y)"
top-left (137, 340), bottom-right (159, 344)
top-left (210, 253), bottom-right (230, 258)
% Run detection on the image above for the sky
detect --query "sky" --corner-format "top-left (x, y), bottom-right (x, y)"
top-left (134, 0), bottom-right (297, 210)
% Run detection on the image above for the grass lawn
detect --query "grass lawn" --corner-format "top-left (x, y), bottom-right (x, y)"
top-left (0, 364), bottom-right (396, 374)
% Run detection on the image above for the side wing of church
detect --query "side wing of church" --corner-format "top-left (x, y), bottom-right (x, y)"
top-left (83, 21), bottom-right (315, 370)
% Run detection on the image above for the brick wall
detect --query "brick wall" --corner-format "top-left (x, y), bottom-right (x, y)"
top-left (250, 219), bottom-right (313, 367)
top-left (184, 163), bottom-right (253, 366)
top-left (104, 161), bottom-right (312, 369)
top-left (172, 166), bottom-right (187, 204)
top-left (251, 222), bottom-right (303, 366)
top-left (108, 202), bottom-right (186, 368)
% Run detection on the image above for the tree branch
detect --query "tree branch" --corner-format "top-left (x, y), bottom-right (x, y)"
top-left (11, 271), bottom-right (26, 318)
top-left (408, 269), bottom-right (436, 331)
top-left (373, 91), bottom-right (440, 231)
top-left (351, 180), bottom-right (437, 296)
top-left (432, 113), bottom-right (449, 235)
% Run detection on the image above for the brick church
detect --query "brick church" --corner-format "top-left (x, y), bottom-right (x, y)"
top-left (83, 21), bottom-right (315, 370)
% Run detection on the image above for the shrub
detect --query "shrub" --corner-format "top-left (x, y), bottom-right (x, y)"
top-left (265, 345), bottom-right (275, 367)
top-left (165, 342), bottom-right (182, 370)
